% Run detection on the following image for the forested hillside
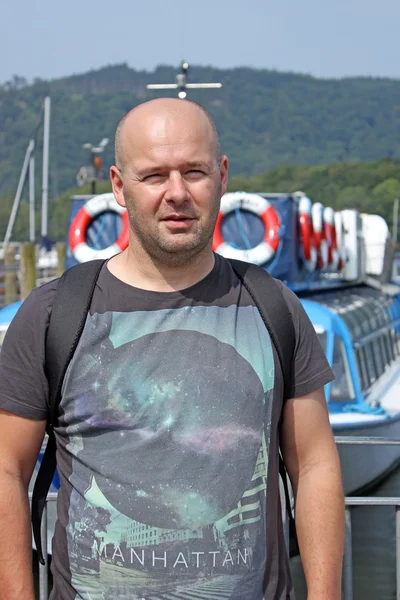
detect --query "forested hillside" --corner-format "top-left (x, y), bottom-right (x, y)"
top-left (1, 63), bottom-right (400, 201)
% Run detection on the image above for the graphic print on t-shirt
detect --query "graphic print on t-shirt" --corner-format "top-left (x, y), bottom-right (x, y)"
top-left (61, 304), bottom-right (275, 600)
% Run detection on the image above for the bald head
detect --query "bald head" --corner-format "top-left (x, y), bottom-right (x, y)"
top-left (114, 98), bottom-right (220, 170)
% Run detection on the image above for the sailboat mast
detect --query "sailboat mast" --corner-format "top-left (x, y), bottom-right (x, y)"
top-left (3, 139), bottom-right (35, 252)
top-left (29, 154), bottom-right (35, 243)
top-left (41, 96), bottom-right (51, 238)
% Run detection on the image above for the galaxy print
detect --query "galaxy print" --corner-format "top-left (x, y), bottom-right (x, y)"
top-left (60, 304), bottom-right (275, 600)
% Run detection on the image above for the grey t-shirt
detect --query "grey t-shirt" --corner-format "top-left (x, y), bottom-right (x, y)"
top-left (0, 255), bottom-right (334, 600)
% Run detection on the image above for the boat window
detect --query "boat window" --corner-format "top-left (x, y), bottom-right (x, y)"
top-left (372, 339), bottom-right (385, 378)
top-left (395, 325), bottom-right (400, 355)
top-left (378, 329), bottom-right (390, 371)
top-left (382, 330), bottom-right (394, 365)
top-left (375, 309), bottom-right (392, 367)
top-left (378, 338), bottom-right (387, 370)
top-left (357, 304), bottom-right (375, 336)
top-left (390, 328), bottom-right (399, 358)
top-left (330, 336), bottom-right (355, 402)
top-left (356, 348), bottom-right (369, 391)
top-left (390, 324), bottom-right (398, 358)
top-left (363, 341), bottom-right (377, 383)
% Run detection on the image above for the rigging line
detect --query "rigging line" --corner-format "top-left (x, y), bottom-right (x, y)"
top-left (31, 99), bottom-right (46, 147)
top-left (92, 215), bottom-right (108, 247)
top-left (235, 207), bottom-right (253, 250)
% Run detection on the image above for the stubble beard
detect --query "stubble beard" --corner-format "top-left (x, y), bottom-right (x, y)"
top-left (125, 189), bottom-right (222, 268)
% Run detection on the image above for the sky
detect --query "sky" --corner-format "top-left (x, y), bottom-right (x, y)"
top-left (2, 0), bottom-right (400, 84)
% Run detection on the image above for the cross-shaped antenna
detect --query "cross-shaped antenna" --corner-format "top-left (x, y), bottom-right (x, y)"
top-left (147, 61), bottom-right (222, 99)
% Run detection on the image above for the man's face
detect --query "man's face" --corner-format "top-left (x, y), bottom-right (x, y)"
top-left (111, 110), bottom-right (228, 264)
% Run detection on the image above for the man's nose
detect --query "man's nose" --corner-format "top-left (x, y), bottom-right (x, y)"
top-left (164, 172), bottom-right (190, 204)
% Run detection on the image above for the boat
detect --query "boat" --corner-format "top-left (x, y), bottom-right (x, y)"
top-left (301, 286), bottom-right (400, 493)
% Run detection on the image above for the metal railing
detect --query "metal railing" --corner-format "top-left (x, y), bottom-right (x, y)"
top-left (337, 436), bottom-right (400, 600)
top-left (30, 436), bottom-right (400, 600)
top-left (343, 497), bottom-right (400, 600)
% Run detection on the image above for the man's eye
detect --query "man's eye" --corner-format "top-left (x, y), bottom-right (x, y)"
top-left (185, 170), bottom-right (204, 178)
top-left (144, 174), bottom-right (165, 182)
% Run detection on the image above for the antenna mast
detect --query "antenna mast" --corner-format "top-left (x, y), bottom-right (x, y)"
top-left (41, 96), bottom-right (51, 239)
top-left (147, 61), bottom-right (222, 99)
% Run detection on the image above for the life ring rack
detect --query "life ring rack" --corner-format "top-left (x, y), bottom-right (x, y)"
top-left (212, 192), bottom-right (281, 265)
top-left (69, 193), bottom-right (129, 263)
top-left (298, 195), bottom-right (318, 272)
top-left (324, 207), bottom-right (340, 270)
top-left (312, 202), bottom-right (329, 270)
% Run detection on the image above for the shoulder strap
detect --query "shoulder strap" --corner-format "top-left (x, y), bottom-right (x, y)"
top-left (227, 258), bottom-right (295, 400)
top-left (32, 259), bottom-right (106, 565)
top-left (227, 258), bottom-right (299, 555)
top-left (45, 259), bottom-right (106, 420)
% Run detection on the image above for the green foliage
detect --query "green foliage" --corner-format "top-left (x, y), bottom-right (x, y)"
top-left (1, 64), bottom-right (400, 199)
top-left (1, 64), bottom-right (400, 240)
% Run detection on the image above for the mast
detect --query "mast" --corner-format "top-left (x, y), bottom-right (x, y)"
top-left (80, 138), bottom-right (109, 194)
top-left (41, 96), bottom-right (51, 238)
top-left (29, 153), bottom-right (35, 243)
top-left (147, 61), bottom-right (222, 99)
top-left (3, 139), bottom-right (35, 252)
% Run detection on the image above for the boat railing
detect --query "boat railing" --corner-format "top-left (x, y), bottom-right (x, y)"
top-left (335, 435), bottom-right (400, 446)
top-left (29, 436), bottom-right (400, 600)
top-left (336, 436), bottom-right (400, 600)
top-left (343, 496), bottom-right (400, 600)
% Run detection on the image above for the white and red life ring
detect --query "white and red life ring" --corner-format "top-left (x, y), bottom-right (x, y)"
top-left (312, 202), bottom-right (329, 270)
top-left (69, 193), bottom-right (129, 263)
top-left (323, 207), bottom-right (340, 270)
top-left (212, 192), bottom-right (281, 265)
top-left (298, 195), bottom-right (318, 272)
top-left (334, 211), bottom-right (346, 271)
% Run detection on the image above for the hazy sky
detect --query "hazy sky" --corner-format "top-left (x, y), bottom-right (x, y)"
top-left (2, 0), bottom-right (400, 84)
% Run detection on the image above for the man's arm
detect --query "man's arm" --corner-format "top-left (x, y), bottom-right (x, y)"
top-left (280, 387), bottom-right (345, 600)
top-left (0, 409), bottom-right (46, 600)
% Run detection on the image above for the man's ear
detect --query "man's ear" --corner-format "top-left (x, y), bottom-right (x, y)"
top-left (110, 166), bottom-right (126, 208)
top-left (219, 156), bottom-right (229, 196)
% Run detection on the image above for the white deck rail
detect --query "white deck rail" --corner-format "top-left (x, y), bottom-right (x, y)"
top-left (337, 436), bottom-right (400, 600)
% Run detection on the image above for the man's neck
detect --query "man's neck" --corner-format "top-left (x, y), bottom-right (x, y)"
top-left (107, 246), bottom-right (215, 292)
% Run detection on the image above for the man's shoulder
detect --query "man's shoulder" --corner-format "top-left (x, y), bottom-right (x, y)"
top-left (27, 276), bottom-right (60, 316)
top-left (1, 278), bottom-right (61, 345)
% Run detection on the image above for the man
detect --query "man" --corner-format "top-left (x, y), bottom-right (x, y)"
top-left (0, 98), bottom-right (344, 599)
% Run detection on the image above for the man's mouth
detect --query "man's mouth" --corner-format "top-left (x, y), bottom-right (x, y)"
top-left (161, 215), bottom-right (196, 232)
top-left (162, 215), bottom-right (195, 221)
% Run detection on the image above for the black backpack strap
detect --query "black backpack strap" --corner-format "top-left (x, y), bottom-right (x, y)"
top-left (279, 454), bottom-right (299, 556)
top-left (227, 258), bottom-right (295, 400)
top-left (228, 258), bottom-right (299, 555)
top-left (32, 259), bottom-right (106, 564)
